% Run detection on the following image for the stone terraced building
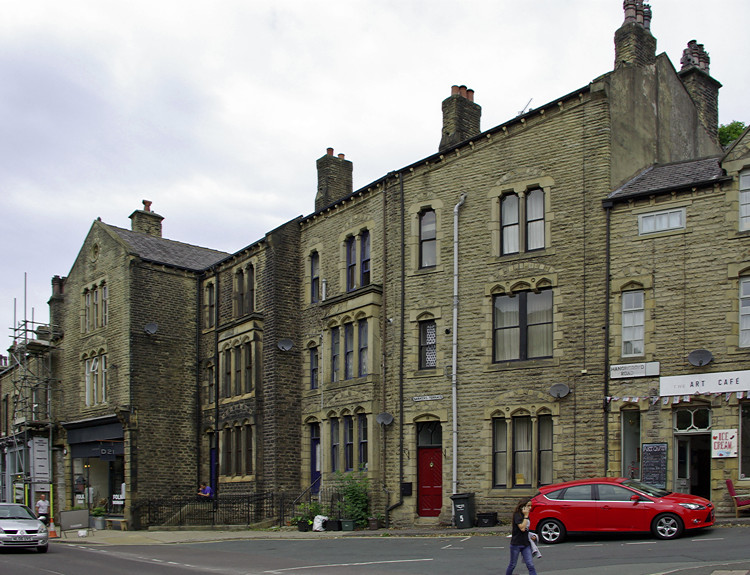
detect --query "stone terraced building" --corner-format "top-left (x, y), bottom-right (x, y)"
top-left (3, 1), bottom-right (749, 527)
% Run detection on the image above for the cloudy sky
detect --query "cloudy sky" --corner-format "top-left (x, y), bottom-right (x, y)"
top-left (2, 0), bottom-right (748, 347)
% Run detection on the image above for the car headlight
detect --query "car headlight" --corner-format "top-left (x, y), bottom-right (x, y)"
top-left (679, 503), bottom-right (706, 510)
top-left (38, 523), bottom-right (47, 534)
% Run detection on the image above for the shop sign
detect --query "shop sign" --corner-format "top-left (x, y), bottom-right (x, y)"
top-left (32, 437), bottom-right (50, 482)
top-left (112, 494), bottom-right (125, 506)
top-left (660, 370), bottom-right (750, 396)
top-left (711, 429), bottom-right (738, 458)
top-left (610, 362), bottom-right (660, 379)
top-left (412, 395), bottom-right (444, 402)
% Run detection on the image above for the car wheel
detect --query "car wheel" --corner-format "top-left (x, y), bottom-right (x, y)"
top-left (37, 544), bottom-right (49, 553)
top-left (651, 513), bottom-right (684, 540)
top-left (537, 518), bottom-right (566, 544)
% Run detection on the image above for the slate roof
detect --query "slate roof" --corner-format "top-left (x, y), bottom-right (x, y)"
top-left (608, 156), bottom-right (728, 201)
top-left (107, 225), bottom-right (230, 271)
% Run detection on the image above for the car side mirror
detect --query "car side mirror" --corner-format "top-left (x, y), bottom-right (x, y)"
top-left (630, 494), bottom-right (640, 503)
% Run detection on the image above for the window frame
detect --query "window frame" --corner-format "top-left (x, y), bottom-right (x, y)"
top-left (500, 193), bottom-right (520, 255)
top-left (311, 251), bottom-right (320, 303)
top-left (740, 277), bottom-right (750, 348)
top-left (358, 320), bottom-right (368, 377)
top-left (419, 319), bottom-right (437, 369)
top-left (346, 236), bottom-right (357, 291)
top-left (358, 413), bottom-right (368, 470)
top-left (493, 289), bottom-right (553, 362)
top-left (741, 170), bottom-right (750, 231)
top-left (419, 209), bottom-right (437, 269)
top-left (741, 402), bottom-right (750, 479)
top-left (344, 323), bottom-right (354, 380)
top-left (246, 264), bottom-right (255, 313)
top-left (223, 348), bottom-right (232, 398)
top-left (344, 415), bottom-right (354, 471)
top-left (244, 424), bottom-right (254, 475)
top-left (330, 327), bottom-right (340, 382)
top-left (330, 417), bottom-right (340, 472)
top-left (360, 230), bottom-right (371, 287)
top-left (638, 207), bottom-right (686, 235)
top-left (206, 283), bottom-right (216, 328)
top-left (310, 346), bottom-right (319, 390)
top-left (526, 188), bottom-right (545, 251)
top-left (236, 269), bottom-right (245, 316)
top-left (622, 290), bottom-right (645, 357)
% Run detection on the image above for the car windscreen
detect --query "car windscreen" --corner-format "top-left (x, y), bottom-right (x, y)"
top-left (0, 505), bottom-right (36, 520)
top-left (622, 479), bottom-right (670, 498)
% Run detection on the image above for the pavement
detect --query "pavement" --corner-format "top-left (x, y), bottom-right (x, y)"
top-left (50, 515), bottom-right (750, 547)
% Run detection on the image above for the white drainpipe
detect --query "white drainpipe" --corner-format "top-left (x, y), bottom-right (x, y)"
top-left (452, 193), bottom-right (466, 502)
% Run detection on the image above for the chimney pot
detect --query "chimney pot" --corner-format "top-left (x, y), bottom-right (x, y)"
top-left (143, 199), bottom-right (152, 212)
top-left (459, 85), bottom-right (467, 98)
top-left (338, 153), bottom-right (345, 159)
top-left (467, 89), bottom-right (475, 102)
top-left (327, 147), bottom-right (334, 156)
top-left (451, 85), bottom-right (460, 96)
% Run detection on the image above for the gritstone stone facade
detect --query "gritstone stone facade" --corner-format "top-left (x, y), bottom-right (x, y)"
top-left (3, 1), bottom-right (749, 528)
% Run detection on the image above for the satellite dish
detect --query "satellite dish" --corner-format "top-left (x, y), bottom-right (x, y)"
top-left (376, 412), bottom-right (394, 426)
top-left (687, 349), bottom-right (713, 367)
top-left (549, 383), bottom-right (570, 399)
top-left (144, 323), bottom-right (158, 335)
top-left (277, 339), bottom-right (294, 351)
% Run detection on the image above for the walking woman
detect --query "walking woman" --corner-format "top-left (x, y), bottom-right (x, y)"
top-left (506, 497), bottom-right (538, 575)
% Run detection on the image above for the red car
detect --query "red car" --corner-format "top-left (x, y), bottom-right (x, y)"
top-left (529, 477), bottom-right (714, 544)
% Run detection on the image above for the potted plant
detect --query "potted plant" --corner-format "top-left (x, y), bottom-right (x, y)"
top-left (292, 516), bottom-right (312, 532)
top-left (336, 470), bottom-right (370, 530)
top-left (292, 501), bottom-right (325, 532)
top-left (90, 506), bottom-right (106, 530)
top-left (367, 514), bottom-right (384, 530)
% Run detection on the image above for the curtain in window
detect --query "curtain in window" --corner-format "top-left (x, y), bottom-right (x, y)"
top-left (344, 324), bottom-right (354, 379)
top-left (419, 210), bottom-right (437, 267)
top-left (622, 290), bottom-right (645, 355)
top-left (493, 418), bottom-right (507, 486)
top-left (741, 171), bottom-right (750, 230)
top-left (358, 321), bottom-right (368, 377)
top-left (741, 279), bottom-right (750, 347)
top-left (501, 194), bottom-right (519, 254)
top-left (494, 296), bottom-right (520, 361)
top-left (514, 417), bottom-right (532, 486)
top-left (245, 426), bottom-right (253, 475)
top-left (526, 189), bottom-right (544, 250)
top-left (538, 415), bottom-right (553, 485)
top-left (527, 290), bottom-right (552, 358)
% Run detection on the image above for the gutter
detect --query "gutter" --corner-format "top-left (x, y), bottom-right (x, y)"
top-left (451, 193), bottom-right (466, 509)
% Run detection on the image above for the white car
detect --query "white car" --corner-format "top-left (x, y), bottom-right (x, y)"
top-left (0, 503), bottom-right (49, 553)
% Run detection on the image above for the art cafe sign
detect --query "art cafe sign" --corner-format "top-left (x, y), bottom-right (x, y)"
top-left (659, 369), bottom-right (750, 397)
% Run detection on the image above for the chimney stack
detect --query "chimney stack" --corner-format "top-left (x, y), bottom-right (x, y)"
top-left (678, 40), bottom-right (721, 144)
top-left (614, 1), bottom-right (656, 69)
top-left (315, 148), bottom-right (353, 211)
top-left (439, 85), bottom-right (481, 152)
top-left (129, 199), bottom-right (164, 237)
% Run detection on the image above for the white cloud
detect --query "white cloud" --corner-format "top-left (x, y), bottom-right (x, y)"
top-left (1, 0), bottom-right (747, 341)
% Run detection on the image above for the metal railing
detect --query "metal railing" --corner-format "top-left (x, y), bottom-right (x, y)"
top-left (137, 487), bottom-right (350, 529)
top-left (138, 493), bottom-right (279, 528)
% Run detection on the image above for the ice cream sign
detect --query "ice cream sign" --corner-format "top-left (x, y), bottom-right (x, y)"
top-left (711, 429), bottom-right (738, 458)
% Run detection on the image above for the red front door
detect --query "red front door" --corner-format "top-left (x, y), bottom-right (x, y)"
top-left (418, 447), bottom-right (442, 516)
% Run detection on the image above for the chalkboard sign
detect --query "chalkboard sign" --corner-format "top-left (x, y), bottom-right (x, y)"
top-left (641, 442), bottom-right (668, 489)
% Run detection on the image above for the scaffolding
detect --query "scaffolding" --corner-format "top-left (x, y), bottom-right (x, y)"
top-left (1, 318), bottom-right (57, 504)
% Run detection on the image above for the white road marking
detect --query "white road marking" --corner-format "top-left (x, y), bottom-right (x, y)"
top-left (263, 558), bottom-right (433, 573)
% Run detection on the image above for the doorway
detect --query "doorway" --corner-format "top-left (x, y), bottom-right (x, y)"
top-left (416, 421), bottom-right (442, 517)
top-left (675, 434), bottom-right (711, 499)
top-left (310, 423), bottom-right (321, 494)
